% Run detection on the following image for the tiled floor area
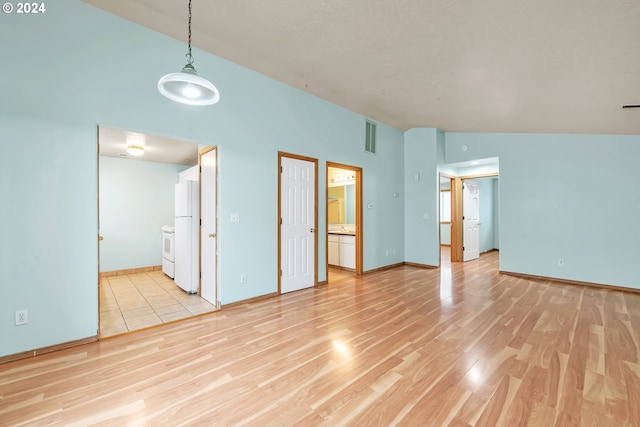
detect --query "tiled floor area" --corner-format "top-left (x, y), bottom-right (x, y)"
top-left (99, 270), bottom-right (217, 338)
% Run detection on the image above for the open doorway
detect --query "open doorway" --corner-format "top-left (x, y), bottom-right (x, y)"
top-left (449, 173), bottom-right (500, 263)
top-left (439, 174), bottom-right (454, 265)
top-left (326, 162), bottom-right (363, 284)
top-left (97, 126), bottom-right (218, 338)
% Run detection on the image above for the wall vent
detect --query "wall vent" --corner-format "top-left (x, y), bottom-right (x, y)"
top-left (365, 120), bottom-right (377, 154)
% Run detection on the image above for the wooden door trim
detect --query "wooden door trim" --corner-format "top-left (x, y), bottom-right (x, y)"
top-left (326, 162), bottom-right (363, 277)
top-left (439, 173), bottom-right (458, 263)
top-left (277, 152), bottom-right (319, 294)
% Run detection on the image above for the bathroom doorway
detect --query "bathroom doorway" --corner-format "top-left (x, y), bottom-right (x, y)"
top-left (326, 162), bottom-right (363, 283)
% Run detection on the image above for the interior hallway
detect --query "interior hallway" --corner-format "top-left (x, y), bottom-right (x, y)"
top-left (100, 270), bottom-right (216, 337)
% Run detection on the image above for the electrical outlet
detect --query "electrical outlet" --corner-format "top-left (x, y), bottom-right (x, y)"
top-left (230, 213), bottom-right (240, 223)
top-left (558, 259), bottom-right (564, 267)
top-left (240, 273), bottom-right (247, 283)
top-left (15, 309), bottom-right (28, 326)
top-left (385, 249), bottom-right (389, 256)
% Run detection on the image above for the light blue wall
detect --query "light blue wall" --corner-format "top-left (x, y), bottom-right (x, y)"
top-left (404, 128), bottom-right (440, 266)
top-left (99, 156), bottom-right (187, 272)
top-left (445, 132), bottom-right (640, 288)
top-left (474, 177), bottom-right (496, 253)
top-left (439, 180), bottom-right (451, 246)
top-left (0, 0), bottom-right (404, 357)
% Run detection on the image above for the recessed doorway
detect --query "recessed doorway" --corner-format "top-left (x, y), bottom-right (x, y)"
top-left (97, 126), bottom-right (218, 338)
top-left (326, 162), bottom-right (363, 283)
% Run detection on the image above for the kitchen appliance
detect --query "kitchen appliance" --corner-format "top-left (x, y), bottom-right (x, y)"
top-left (174, 179), bottom-right (200, 293)
top-left (161, 225), bottom-right (175, 278)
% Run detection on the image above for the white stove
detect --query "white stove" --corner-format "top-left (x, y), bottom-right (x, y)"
top-left (161, 225), bottom-right (175, 278)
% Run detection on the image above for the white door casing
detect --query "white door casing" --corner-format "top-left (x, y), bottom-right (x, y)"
top-left (200, 148), bottom-right (218, 306)
top-left (280, 156), bottom-right (316, 293)
top-left (463, 180), bottom-right (480, 261)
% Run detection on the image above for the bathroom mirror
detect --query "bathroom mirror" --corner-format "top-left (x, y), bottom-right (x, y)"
top-left (328, 184), bottom-right (355, 225)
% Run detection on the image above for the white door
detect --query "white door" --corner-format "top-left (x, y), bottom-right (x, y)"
top-left (281, 156), bottom-right (316, 293)
top-left (174, 216), bottom-right (193, 292)
top-left (463, 180), bottom-right (480, 261)
top-left (200, 148), bottom-right (218, 306)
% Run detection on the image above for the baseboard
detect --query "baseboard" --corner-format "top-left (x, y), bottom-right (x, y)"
top-left (222, 292), bottom-right (279, 309)
top-left (500, 270), bottom-right (640, 294)
top-left (362, 262), bottom-right (403, 274)
top-left (328, 265), bottom-right (356, 272)
top-left (317, 280), bottom-right (328, 286)
top-left (0, 335), bottom-right (98, 365)
top-left (363, 262), bottom-right (439, 274)
top-left (99, 265), bottom-right (162, 278)
top-left (403, 262), bottom-right (439, 269)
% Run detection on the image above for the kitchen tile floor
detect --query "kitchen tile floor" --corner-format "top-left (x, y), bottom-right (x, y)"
top-left (99, 271), bottom-right (216, 338)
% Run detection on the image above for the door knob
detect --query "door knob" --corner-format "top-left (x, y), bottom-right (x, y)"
top-left (310, 228), bottom-right (315, 233)
top-left (208, 233), bottom-right (216, 238)
top-left (98, 235), bottom-right (104, 241)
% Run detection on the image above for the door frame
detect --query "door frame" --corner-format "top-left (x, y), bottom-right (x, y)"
top-left (326, 162), bottom-right (363, 276)
top-left (198, 145), bottom-right (219, 309)
top-left (439, 173), bottom-right (456, 263)
top-left (96, 126), bottom-right (217, 339)
top-left (451, 172), bottom-right (499, 262)
top-left (277, 152), bottom-right (319, 294)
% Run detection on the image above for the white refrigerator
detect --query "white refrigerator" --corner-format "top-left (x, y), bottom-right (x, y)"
top-left (174, 180), bottom-right (199, 293)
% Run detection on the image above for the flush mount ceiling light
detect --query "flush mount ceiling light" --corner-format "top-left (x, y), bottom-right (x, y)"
top-left (157, 0), bottom-right (220, 106)
top-left (126, 133), bottom-right (145, 156)
top-left (126, 144), bottom-right (144, 156)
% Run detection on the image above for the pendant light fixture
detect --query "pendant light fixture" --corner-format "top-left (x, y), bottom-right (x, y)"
top-left (158, 0), bottom-right (220, 106)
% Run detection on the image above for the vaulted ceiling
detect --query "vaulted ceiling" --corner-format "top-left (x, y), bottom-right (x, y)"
top-left (86, 0), bottom-right (640, 134)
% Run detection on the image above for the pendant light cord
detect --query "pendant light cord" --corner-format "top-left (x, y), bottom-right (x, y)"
top-left (186, 0), bottom-right (193, 65)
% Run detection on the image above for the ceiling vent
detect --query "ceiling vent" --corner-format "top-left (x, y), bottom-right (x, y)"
top-left (365, 120), bottom-right (377, 154)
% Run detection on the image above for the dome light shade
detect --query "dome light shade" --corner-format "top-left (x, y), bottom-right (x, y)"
top-left (158, 64), bottom-right (220, 106)
top-left (126, 132), bottom-right (145, 156)
top-left (126, 145), bottom-right (145, 156)
top-left (157, 0), bottom-right (220, 107)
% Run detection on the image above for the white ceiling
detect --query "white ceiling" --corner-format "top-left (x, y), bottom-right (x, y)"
top-left (99, 126), bottom-right (198, 165)
top-left (86, 0), bottom-right (640, 134)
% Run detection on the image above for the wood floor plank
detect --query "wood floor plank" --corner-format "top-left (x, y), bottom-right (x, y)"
top-left (2, 251), bottom-right (640, 426)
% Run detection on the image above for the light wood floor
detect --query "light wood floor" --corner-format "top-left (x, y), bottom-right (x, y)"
top-left (3, 251), bottom-right (640, 426)
top-left (100, 271), bottom-right (216, 337)
top-left (328, 266), bottom-right (356, 284)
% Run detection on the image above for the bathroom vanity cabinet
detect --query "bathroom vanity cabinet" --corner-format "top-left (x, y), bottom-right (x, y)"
top-left (328, 233), bottom-right (355, 269)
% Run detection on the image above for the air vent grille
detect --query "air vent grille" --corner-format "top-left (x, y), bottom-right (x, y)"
top-left (365, 120), bottom-right (377, 154)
